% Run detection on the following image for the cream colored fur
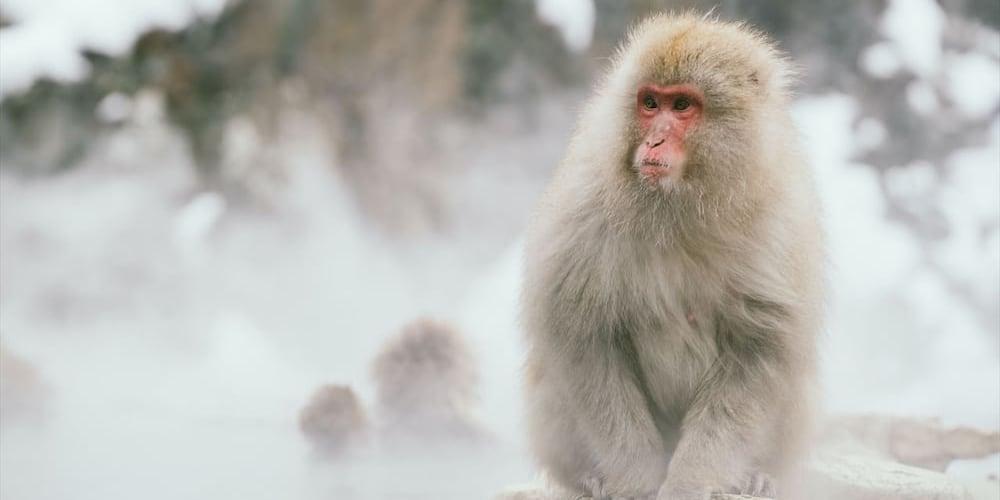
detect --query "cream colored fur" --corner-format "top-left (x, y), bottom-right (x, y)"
top-left (521, 13), bottom-right (824, 500)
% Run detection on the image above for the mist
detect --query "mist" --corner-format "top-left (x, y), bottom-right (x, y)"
top-left (1, 1), bottom-right (997, 499)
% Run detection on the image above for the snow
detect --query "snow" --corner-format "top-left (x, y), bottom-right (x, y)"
top-left (854, 117), bottom-right (889, 153)
top-left (172, 191), bottom-right (226, 261)
top-left (794, 94), bottom-right (999, 431)
top-left (884, 160), bottom-right (937, 200)
top-left (906, 79), bottom-right (941, 115)
top-left (0, 23), bottom-right (89, 98)
top-left (944, 52), bottom-right (1000, 120)
top-left (934, 118), bottom-right (1000, 310)
top-left (0, 0), bottom-right (226, 98)
top-left (867, 0), bottom-right (999, 123)
top-left (880, 0), bottom-right (946, 77)
top-left (535, 0), bottom-right (595, 53)
top-left (860, 42), bottom-right (904, 79)
top-left (95, 92), bottom-right (133, 124)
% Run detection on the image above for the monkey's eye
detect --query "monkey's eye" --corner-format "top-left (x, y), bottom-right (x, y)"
top-left (642, 95), bottom-right (658, 110)
top-left (672, 96), bottom-right (692, 111)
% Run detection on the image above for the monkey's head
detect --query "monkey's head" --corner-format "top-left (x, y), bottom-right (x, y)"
top-left (612, 14), bottom-right (794, 198)
top-left (299, 384), bottom-right (368, 455)
top-left (371, 318), bottom-right (477, 418)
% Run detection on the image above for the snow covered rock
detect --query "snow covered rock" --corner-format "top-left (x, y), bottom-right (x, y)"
top-left (806, 451), bottom-right (973, 500)
top-left (493, 423), bottom-right (991, 500)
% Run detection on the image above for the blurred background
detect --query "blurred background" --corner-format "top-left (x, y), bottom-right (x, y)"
top-left (0, 1), bottom-right (997, 499)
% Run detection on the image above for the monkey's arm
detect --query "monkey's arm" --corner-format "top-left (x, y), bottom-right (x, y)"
top-left (658, 294), bottom-right (806, 500)
top-left (527, 337), bottom-right (671, 497)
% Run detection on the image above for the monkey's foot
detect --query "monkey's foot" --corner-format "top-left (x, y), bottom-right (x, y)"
top-left (575, 477), bottom-right (654, 500)
top-left (576, 477), bottom-right (606, 500)
top-left (732, 472), bottom-right (775, 498)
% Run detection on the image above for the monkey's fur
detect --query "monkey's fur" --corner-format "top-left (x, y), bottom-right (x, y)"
top-left (299, 384), bottom-right (368, 457)
top-left (522, 14), bottom-right (823, 500)
top-left (371, 318), bottom-right (486, 445)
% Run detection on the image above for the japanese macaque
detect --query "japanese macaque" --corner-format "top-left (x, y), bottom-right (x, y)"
top-left (0, 343), bottom-right (49, 426)
top-left (522, 13), bottom-right (823, 500)
top-left (371, 318), bottom-right (487, 446)
top-left (299, 384), bottom-right (368, 457)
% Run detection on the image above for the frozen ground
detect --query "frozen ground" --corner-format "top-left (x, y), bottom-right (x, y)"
top-left (0, 0), bottom-right (226, 98)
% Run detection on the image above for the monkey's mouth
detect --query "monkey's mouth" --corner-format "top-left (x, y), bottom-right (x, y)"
top-left (638, 160), bottom-right (672, 183)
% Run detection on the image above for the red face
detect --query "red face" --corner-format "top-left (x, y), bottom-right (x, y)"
top-left (633, 84), bottom-right (703, 188)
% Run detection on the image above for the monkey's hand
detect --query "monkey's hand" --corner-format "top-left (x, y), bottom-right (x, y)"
top-left (734, 472), bottom-right (775, 498)
top-left (576, 480), bottom-right (657, 500)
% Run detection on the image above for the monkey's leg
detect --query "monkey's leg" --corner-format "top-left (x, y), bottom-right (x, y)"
top-left (655, 365), bottom-right (784, 500)
top-left (577, 360), bottom-right (674, 498)
top-left (656, 300), bottom-right (805, 500)
top-left (531, 346), bottom-right (671, 498)
top-left (571, 358), bottom-right (668, 497)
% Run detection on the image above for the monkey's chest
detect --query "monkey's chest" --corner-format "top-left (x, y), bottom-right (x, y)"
top-left (542, 229), bottom-right (723, 411)
top-left (611, 258), bottom-right (721, 414)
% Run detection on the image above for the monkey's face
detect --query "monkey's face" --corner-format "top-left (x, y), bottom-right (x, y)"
top-left (632, 83), bottom-right (704, 191)
top-left (619, 16), bottom-right (787, 200)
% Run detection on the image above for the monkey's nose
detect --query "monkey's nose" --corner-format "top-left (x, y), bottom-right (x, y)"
top-left (646, 137), bottom-right (665, 148)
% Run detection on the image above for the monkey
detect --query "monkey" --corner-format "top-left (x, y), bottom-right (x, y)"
top-left (0, 343), bottom-right (49, 425)
top-left (371, 317), bottom-right (488, 446)
top-left (521, 13), bottom-right (824, 500)
top-left (298, 384), bottom-right (368, 457)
